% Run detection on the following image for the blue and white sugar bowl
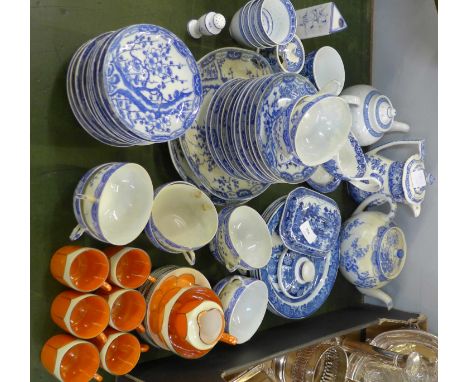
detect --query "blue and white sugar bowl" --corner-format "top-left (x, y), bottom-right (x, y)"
top-left (339, 194), bottom-right (407, 310)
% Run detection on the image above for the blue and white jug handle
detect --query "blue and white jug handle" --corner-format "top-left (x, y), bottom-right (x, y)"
top-left (347, 175), bottom-right (383, 193)
top-left (367, 139), bottom-right (425, 158)
top-left (352, 194), bottom-right (397, 222)
top-left (69, 224), bottom-right (86, 241)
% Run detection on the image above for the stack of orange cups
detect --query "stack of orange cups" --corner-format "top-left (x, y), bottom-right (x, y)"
top-left (42, 245), bottom-right (156, 381)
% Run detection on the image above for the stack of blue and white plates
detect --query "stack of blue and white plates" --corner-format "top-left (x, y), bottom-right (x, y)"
top-left (230, 0), bottom-right (297, 49)
top-left (203, 72), bottom-right (318, 184)
top-left (66, 24), bottom-right (202, 147)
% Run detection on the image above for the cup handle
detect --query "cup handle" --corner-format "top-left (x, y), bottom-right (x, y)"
top-left (140, 343), bottom-right (150, 353)
top-left (226, 261), bottom-right (239, 273)
top-left (93, 373), bottom-right (103, 382)
top-left (219, 333), bottom-right (237, 346)
top-left (136, 324), bottom-right (145, 334)
top-left (347, 176), bottom-right (383, 193)
top-left (183, 251), bottom-right (196, 266)
top-left (69, 225), bottom-right (85, 241)
top-left (99, 281), bottom-right (112, 292)
top-left (147, 275), bottom-right (157, 283)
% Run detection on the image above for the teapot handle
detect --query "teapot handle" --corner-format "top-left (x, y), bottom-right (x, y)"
top-left (352, 194), bottom-right (397, 222)
top-left (347, 176), bottom-right (383, 193)
top-left (367, 139), bottom-right (425, 158)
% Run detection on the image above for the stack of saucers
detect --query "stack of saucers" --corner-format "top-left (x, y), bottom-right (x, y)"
top-left (175, 47), bottom-right (274, 206)
top-left (66, 24), bottom-right (202, 147)
top-left (230, 0), bottom-right (297, 49)
top-left (203, 72), bottom-right (352, 184)
top-left (249, 188), bottom-right (341, 319)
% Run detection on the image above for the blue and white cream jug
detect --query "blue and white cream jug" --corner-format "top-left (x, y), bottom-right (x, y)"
top-left (341, 84), bottom-right (410, 146)
top-left (339, 194), bottom-right (407, 310)
top-left (347, 140), bottom-right (435, 218)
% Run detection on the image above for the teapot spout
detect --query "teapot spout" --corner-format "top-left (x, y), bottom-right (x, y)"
top-left (356, 287), bottom-right (394, 310)
top-left (409, 203), bottom-right (421, 218)
top-left (390, 120), bottom-right (410, 133)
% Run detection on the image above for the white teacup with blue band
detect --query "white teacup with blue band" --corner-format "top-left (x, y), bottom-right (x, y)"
top-left (71, 162), bottom-right (154, 245)
top-left (209, 206), bottom-right (272, 272)
top-left (213, 275), bottom-right (268, 344)
top-left (300, 46), bottom-right (345, 95)
top-left (145, 181), bottom-right (218, 265)
top-left (258, 34), bottom-right (305, 73)
top-left (287, 93), bottom-right (351, 166)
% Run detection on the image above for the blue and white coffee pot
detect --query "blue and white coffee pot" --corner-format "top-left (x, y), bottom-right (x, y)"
top-left (347, 140), bottom-right (435, 218)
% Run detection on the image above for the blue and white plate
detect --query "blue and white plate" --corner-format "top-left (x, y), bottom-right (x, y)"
top-left (250, 197), bottom-right (339, 319)
top-left (67, 24), bottom-right (202, 146)
top-left (280, 187), bottom-right (341, 256)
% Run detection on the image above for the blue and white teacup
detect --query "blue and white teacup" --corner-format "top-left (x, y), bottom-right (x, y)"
top-left (300, 46), bottom-right (345, 95)
top-left (209, 206), bottom-right (272, 272)
top-left (71, 162), bottom-right (154, 245)
top-left (213, 275), bottom-right (268, 344)
top-left (287, 94), bottom-right (351, 166)
top-left (145, 182), bottom-right (218, 265)
top-left (258, 34), bottom-right (305, 73)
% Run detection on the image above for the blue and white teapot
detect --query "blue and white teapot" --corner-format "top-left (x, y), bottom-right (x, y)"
top-left (339, 194), bottom-right (407, 310)
top-left (347, 140), bottom-right (435, 218)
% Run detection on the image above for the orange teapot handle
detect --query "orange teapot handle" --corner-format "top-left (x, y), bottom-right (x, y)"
top-left (219, 333), bottom-right (237, 346)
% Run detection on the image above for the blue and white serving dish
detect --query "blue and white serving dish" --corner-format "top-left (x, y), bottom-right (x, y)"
top-left (67, 24), bottom-right (202, 146)
top-left (250, 197), bottom-right (339, 319)
top-left (279, 187), bottom-right (341, 256)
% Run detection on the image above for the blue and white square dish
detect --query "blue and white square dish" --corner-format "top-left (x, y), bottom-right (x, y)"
top-left (279, 187), bottom-right (341, 256)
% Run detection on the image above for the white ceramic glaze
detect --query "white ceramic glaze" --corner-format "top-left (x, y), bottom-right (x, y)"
top-left (340, 84), bottom-right (410, 146)
top-left (347, 140), bottom-right (434, 217)
top-left (289, 94), bottom-right (351, 166)
top-left (146, 182), bottom-right (218, 265)
top-left (215, 276), bottom-right (268, 344)
top-left (339, 194), bottom-right (407, 310)
top-left (75, 163), bottom-right (154, 245)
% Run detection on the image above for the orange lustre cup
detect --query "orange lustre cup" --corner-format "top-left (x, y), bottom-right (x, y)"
top-left (50, 245), bottom-right (112, 292)
top-left (97, 288), bottom-right (146, 333)
top-left (90, 328), bottom-right (149, 376)
top-left (41, 334), bottom-right (102, 382)
top-left (51, 290), bottom-right (110, 339)
top-left (104, 246), bottom-right (155, 289)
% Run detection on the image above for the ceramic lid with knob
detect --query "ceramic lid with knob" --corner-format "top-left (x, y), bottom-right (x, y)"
top-left (375, 225), bottom-right (407, 281)
top-left (403, 154), bottom-right (435, 206)
top-left (250, 199), bottom-right (340, 319)
top-left (371, 94), bottom-right (396, 132)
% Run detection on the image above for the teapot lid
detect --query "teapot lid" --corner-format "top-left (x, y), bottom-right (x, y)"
top-left (402, 154), bottom-right (432, 205)
top-left (370, 94), bottom-right (395, 132)
top-left (375, 226), bottom-right (406, 281)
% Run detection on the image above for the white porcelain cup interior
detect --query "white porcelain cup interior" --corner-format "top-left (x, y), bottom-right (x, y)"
top-left (293, 96), bottom-right (351, 166)
top-left (260, 0), bottom-right (293, 45)
top-left (226, 279), bottom-right (268, 344)
top-left (228, 206), bottom-right (272, 268)
top-left (313, 46), bottom-right (345, 93)
top-left (151, 183), bottom-right (218, 249)
top-left (87, 163), bottom-right (153, 245)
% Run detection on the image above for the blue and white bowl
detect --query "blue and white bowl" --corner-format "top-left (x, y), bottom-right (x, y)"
top-left (229, 0), bottom-right (297, 49)
top-left (213, 275), bottom-right (268, 344)
top-left (71, 162), bottom-right (154, 245)
top-left (300, 46), bottom-right (345, 95)
top-left (209, 206), bottom-right (272, 272)
top-left (66, 24), bottom-right (202, 146)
